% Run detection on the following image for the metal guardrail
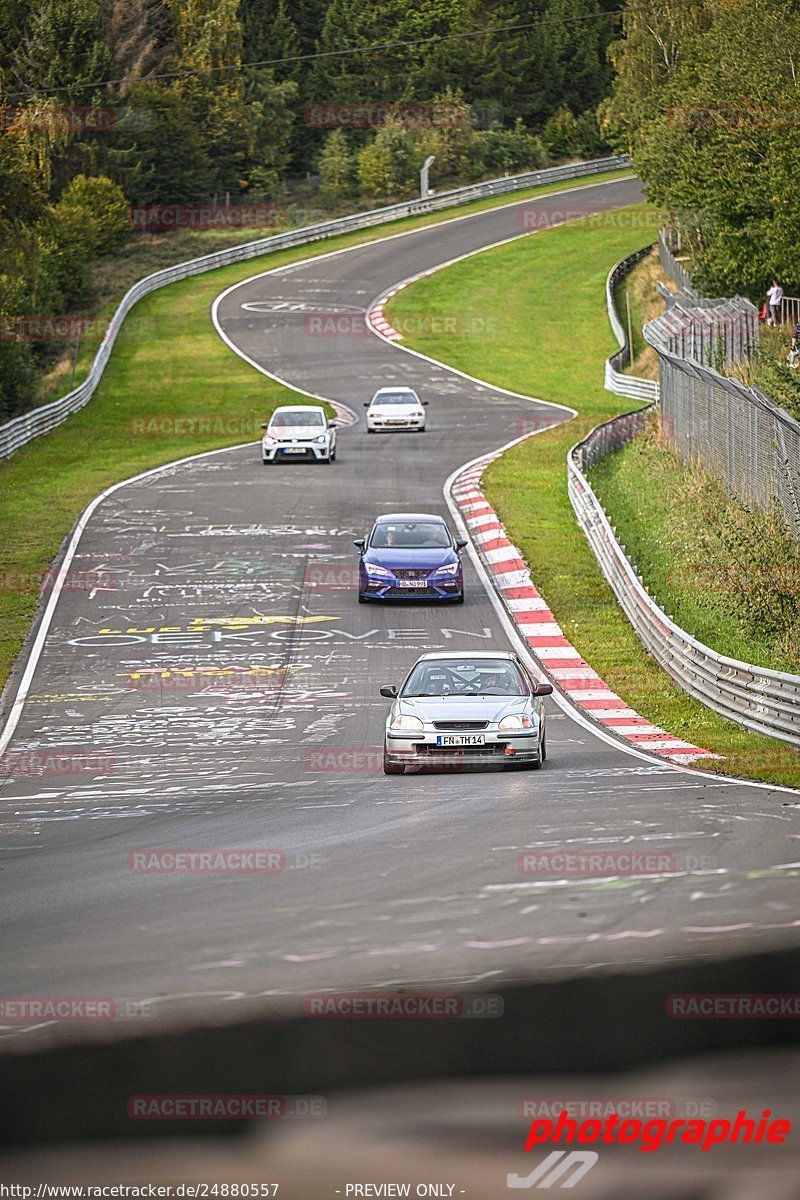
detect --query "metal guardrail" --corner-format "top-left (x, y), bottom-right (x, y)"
top-left (568, 412), bottom-right (800, 747)
top-left (604, 248), bottom-right (660, 403)
top-left (0, 155), bottom-right (630, 462)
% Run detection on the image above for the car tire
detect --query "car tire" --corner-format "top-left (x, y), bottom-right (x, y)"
top-left (452, 593), bottom-right (464, 605)
top-left (383, 751), bottom-right (404, 775)
top-left (367, 427), bottom-right (376, 434)
top-left (418, 426), bottom-right (426, 433)
top-left (358, 593), bottom-right (368, 604)
top-left (540, 730), bottom-right (547, 762)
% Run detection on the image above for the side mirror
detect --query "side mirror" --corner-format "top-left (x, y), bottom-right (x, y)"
top-left (380, 684), bottom-right (398, 699)
top-left (353, 538), bottom-right (366, 552)
top-left (328, 419), bottom-right (336, 427)
top-left (422, 399), bottom-right (429, 406)
top-left (535, 683), bottom-right (553, 696)
top-left (260, 423), bottom-right (269, 430)
top-left (456, 539), bottom-right (468, 550)
top-left (363, 401), bottom-right (371, 407)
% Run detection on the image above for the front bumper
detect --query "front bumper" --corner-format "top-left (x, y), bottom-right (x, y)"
top-left (263, 441), bottom-right (331, 461)
top-left (384, 728), bottom-right (540, 767)
top-left (359, 572), bottom-right (463, 600)
top-left (367, 417), bottom-right (425, 431)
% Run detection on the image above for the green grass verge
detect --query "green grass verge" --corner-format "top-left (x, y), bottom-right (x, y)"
top-left (590, 417), bottom-right (800, 675)
top-left (385, 206), bottom-right (800, 788)
top-left (0, 168), bottom-right (631, 696)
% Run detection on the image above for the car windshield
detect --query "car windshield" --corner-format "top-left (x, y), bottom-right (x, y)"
top-left (270, 411), bottom-right (325, 428)
top-left (371, 521), bottom-right (450, 549)
top-left (372, 393), bottom-right (418, 406)
top-left (403, 659), bottom-right (528, 697)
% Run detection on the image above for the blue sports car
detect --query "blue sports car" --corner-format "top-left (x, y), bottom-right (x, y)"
top-left (355, 512), bottom-right (467, 603)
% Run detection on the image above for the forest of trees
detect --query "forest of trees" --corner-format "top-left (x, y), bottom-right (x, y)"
top-left (0, 0), bottom-right (621, 421)
top-left (601, 0), bottom-right (800, 299)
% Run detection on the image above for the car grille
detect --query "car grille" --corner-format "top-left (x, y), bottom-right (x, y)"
top-left (433, 721), bottom-right (489, 731)
top-left (383, 587), bottom-right (438, 598)
top-left (416, 744), bottom-right (506, 757)
top-left (394, 569), bottom-right (429, 579)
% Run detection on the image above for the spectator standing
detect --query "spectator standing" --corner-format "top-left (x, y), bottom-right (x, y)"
top-left (766, 279), bottom-right (784, 325)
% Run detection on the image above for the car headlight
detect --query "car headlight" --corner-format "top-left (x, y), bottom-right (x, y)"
top-left (391, 714), bottom-right (424, 731)
top-left (433, 562), bottom-right (460, 576)
top-left (498, 713), bottom-right (534, 730)
top-left (263, 435), bottom-right (276, 445)
top-left (314, 434), bottom-right (327, 443)
top-left (364, 562), bottom-right (391, 577)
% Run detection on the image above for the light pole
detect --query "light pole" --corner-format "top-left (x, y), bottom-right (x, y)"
top-left (420, 155), bottom-right (435, 200)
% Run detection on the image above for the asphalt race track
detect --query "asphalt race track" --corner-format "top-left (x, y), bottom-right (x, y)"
top-left (2, 175), bottom-right (800, 1051)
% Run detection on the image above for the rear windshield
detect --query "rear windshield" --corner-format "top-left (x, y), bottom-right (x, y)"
top-left (403, 658), bottom-right (528, 697)
top-left (371, 393), bottom-right (418, 406)
top-left (270, 411), bottom-right (325, 428)
top-left (371, 521), bottom-right (450, 549)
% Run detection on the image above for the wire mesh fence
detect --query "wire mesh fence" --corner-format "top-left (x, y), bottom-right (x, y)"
top-left (649, 346), bottom-right (800, 536)
top-left (647, 293), bottom-right (761, 368)
top-left (644, 230), bottom-right (800, 536)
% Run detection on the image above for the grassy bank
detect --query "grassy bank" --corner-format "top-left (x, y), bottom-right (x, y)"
top-left (590, 416), bottom-right (800, 675)
top-left (385, 207), bottom-right (800, 788)
top-left (0, 168), bottom-right (631, 696)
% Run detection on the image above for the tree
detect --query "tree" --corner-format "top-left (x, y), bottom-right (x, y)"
top-left (318, 128), bottom-right (354, 199)
top-left (41, 174), bottom-right (129, 308)
top-left (240, 0), bottom-right (299, 77)
top-left (357, 117), bottom-right (419, 198)
top-left (611, 0), bottom-right (800, 296)
top-left (9, 0), bottom-right (110, 100)
top-left (105, 82), bottom-right (213, 203)
top-left (599, 0), bottom-right (712, 154)
top-left (103, 0), bottom-right (173, 95)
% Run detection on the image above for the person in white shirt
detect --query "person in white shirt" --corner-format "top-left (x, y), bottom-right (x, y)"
top-left (766, 280), bottom-right (784, 325)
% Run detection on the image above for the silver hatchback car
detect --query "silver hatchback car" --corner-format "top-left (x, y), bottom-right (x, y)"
top-left (381, 650), bottom-right (552, 774)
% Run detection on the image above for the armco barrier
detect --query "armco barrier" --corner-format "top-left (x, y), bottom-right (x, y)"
top-left (0, 156), bottom-right (630, 462)
top-left (604, 247), bottom-right (660, 403)
top-left (568, 411), bottom-right (800, 746)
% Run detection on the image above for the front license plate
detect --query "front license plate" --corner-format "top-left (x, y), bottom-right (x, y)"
top-left (436, 734), bottom-right (485, 747)
top-left (283, 447), bottom-right (306, 453)
top-left (398, 580), bottom-right (427, 588)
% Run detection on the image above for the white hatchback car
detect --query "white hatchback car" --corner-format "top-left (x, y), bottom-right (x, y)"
top-left (261, 405), bottom-right (336, 464)
top-left (365, 387), bottom-right (427, 433)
